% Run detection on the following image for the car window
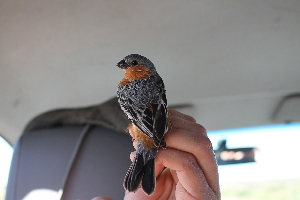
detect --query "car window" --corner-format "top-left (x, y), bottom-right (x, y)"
top-left (0, 136), bottom-right (13, 200)
top-left (208, 122), bottom-right (300, 199)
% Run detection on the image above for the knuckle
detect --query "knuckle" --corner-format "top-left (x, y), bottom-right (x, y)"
top-left (192, 133), bottom-right (213, 152)
top-left (199, 136), bottom-right (214, 151)
top-left (195, 123), bottom-right (207, 134)
top-left (203, 136), bottom-right (213, 148)
top-left (187, 115), bottom-right (197, 123)
top-left (179, 153), bottom-right (198, 171)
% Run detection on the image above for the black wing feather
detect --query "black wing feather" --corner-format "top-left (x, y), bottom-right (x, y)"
top-left (118, 81), bottom-right (168, 147)
top-left (132, 92), bottom-right (168, 147)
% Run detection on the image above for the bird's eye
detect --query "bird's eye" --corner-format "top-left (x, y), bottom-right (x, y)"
top-left (131, 60), bottom-right (138, 66)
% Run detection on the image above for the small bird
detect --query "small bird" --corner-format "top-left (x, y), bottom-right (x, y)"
top-left (116, 54), bottom-right (169, 195)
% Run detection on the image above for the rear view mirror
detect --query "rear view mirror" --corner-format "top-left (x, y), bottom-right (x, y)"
top-left (214, 140), bottom-right (258, 165)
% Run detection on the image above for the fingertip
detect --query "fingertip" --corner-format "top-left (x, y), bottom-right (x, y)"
top-left (130, 151), bottom-right (136, 161)
top-left (133, 141), bottom-right (137, 149)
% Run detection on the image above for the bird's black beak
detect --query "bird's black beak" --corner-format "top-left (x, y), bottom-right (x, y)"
top-left (117, 59), bottom-right (129, 69)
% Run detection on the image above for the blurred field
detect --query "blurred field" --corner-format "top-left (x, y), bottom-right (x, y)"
top-left (221, 179), bottom-right (300, 200)
top-left (1, 180), bottom-right (299, 200)
top-left (0, 188), bottom-right (5, 200)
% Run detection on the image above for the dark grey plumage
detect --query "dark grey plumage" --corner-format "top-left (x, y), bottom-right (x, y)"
top-left (116, 54), bottom-right (169, 195)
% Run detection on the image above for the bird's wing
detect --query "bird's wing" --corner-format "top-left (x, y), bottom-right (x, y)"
top-left (120, 92), bottom-right (168, 147)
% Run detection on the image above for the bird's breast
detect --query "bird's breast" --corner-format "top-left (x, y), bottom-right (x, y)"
top-left (117, 75), bottom-right (162, 107)
top-left (118, 65), bottom-right (152, 86)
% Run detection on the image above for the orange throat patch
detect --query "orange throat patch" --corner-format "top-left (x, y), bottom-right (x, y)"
top-left (119, 65), bottom-right (152, 86)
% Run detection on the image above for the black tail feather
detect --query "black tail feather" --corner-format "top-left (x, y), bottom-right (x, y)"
top-left (124, 143), bottom-right (157, 195)
top-left (124, 152), bottom-right (145, 192)
top-left (142, 158), bottom-right (156, 195)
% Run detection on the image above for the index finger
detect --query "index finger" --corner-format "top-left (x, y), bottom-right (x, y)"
top-left (165, 111), bottom-right (220, 196)
top-left (168, 108), bottom-right (196, 123)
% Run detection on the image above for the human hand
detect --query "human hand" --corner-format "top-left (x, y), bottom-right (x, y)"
top-left (92, 109), bottom-right (220, 200)
top-left (124, 109), bottom-right (220, 200)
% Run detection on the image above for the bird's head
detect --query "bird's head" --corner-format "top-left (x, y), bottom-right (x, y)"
top-left (117, 54), bottom-right (156, 73)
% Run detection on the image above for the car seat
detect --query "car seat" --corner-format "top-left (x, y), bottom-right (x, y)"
top-left (5, 97), bottom-right (133, 200)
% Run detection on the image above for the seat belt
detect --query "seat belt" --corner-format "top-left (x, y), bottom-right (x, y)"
top-left (57, 124), bottom-right (91, 200)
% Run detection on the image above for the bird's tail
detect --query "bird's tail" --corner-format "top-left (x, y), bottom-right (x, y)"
top-left (124, 142), bottom-right (157, 195)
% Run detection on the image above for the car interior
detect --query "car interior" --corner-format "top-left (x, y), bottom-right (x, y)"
top-left (1, 1), bottom-right (300, 200)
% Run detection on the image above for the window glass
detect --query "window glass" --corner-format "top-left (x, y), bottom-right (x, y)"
top-left (208, 122), bottom-right (300, 199)
top-left (0, 137), bottom-right (13, 200)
